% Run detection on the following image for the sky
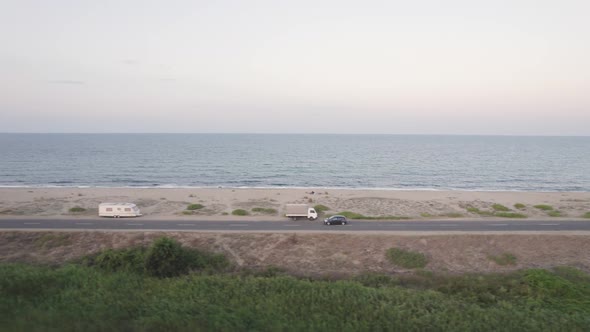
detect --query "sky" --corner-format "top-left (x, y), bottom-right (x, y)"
top-left (0, 0), bottom-right (589, 135)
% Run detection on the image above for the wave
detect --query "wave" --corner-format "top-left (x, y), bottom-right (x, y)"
top-left (0, 184), bottom-right (587, 192)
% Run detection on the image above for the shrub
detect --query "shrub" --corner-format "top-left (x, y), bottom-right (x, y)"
top-left (492, 204), bottom-right (510, 212)
top-left (441, 212), bottom-right (464, 218)
top-left (83, 247), bottom-right (146, 274)
top-left (548, 211), bottom-right (563, 217)
top-left (69, 206), bottom-right (86, 213)
top-left (144, 237), bottom-right (189, 278)
top-left (232, 209), bottom-right (249, 216)
top-left (81, 238), bottom-right (229, 277)
top-left (466, 206), bottom-right (494, 216)
top-left (494, 212), bottom-right (527, 218)
top-left (534, 204), bottom-right (553, 211)
top-left (181, 211), bottom-right (193, 215)
top-left (251, 207), bottom-right (278, 214)
top-left (489, 253), bottom-right (517, 266)
top-left (34, 233), bottom-right (72, 249)
top-left (420, 213), bottom-right (434, 218)
top-left (313, 204), bottom-right (330, 213)
top-left (514, 203), bottom-right (526, 210)
top-left (386, 248), bottom-right (428, 269)
top-left (336, 211), bottom-right (409, 220)
top-left (187, 204), bottom-right (204, 210)
top-left (337, 211), bottom-right (365, 219)
top-left (583, 212), bottom-right (590, 219)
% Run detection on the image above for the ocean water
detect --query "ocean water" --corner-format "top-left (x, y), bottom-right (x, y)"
top-left (0, 134), bottom-right (589, 191)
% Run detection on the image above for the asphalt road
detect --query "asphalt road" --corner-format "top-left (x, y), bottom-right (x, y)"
top-left (1, 218), bottom-right (590, 232)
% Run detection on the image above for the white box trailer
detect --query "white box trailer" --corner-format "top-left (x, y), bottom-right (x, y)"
top-left (99, 203), bottom-right (142, 218)
top-left (285, 204), bottom-right (318, 221)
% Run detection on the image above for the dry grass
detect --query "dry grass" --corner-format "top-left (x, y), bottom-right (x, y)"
top-left (2, 231), bottom-right (590, 276)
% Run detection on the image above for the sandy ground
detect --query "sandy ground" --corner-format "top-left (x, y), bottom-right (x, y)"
top-left (0, 188), bottom-right (589, 220)
top-left (1, 231), bottom-right (590, 276)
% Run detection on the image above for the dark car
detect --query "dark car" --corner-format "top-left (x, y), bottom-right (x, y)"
top-left (324, 215), bottom-right (348, 225)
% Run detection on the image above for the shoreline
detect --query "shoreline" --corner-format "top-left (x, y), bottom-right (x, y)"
top-left (1, 185), bottom-right (588, 193)
top-left (0, 187), bottom-right (588, 221)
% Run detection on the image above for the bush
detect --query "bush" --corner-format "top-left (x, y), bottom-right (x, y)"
top-left (548, 211), bottom-right (563, 217)
top-left (386, 248), bottom-right (429, 269)
top-left (232, 209), bottom-right (249, 216)
top-left (534, 204), bottom-right (554, 211)
top-left (465, 206), bottom-right (494, 216)
top-left (336, 211), bottom-right (409, 220)
top-left (69, 206), bottom-right (86, 213)
top-left (144, 237), bottom-right (189, 278)
top-left (34, 233), bottom-right (72, 249)
top-left (251, 207), bottom-right (278, 214)
top-left (82, 247), bottom-right (146, 274)
top-left (187, 204), bottom-right (204, 210)
top-left (81, 238), bottom-right (229, 277)
top-left (489, 253), bottom-right (517, 266)
top-left (313, 204), bottom-right (330, 213)
top-left (583, 212), bottom-right (590, 219)
top-left (441, 212), bottom-right (464, 218)
top-left (495, 212), bottom-right (527, 218)
top-left (514, 203), bottom-right (526, 210)
top-left (492, 204), bottom-right (510, 212)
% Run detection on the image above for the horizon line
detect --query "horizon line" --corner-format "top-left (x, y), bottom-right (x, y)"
top-left (0, 132), bottom-right (589, 137)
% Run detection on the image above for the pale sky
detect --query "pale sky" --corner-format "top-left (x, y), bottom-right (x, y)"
top-left (1, 0), bottom-right (589, 135)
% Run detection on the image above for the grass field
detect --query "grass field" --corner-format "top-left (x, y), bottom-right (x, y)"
top-left (1, 238), bottom-right (590, 331)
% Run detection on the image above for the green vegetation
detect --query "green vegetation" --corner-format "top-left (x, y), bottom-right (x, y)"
top-left (489, 253), bottom-right (517, 266)
top-left (494, 212), bottom-right (527, 219)
top-left (420, 212), bottom-right (433, 218)
top-left (181, 210), bottom-right (193, 215)
top-left (491, 204), bottom-right (510, 212)
top-left (313, 204), bottom-right (330, 213)
top-left (80, 237), bottom-right (228, 277)
top-left (583, 212), bottom-right (590, 219)
top-left (221, 212), bottom-right (229, 216)
top-left (466, 206), bottom-right (527, 218)
top-left (386, 248), bottom-right (429, 269)
top-left (441, 212), bottom-right (464, 218)
top-left (548, 210), bottom-right (563, 217)
top-left (2, 248), bottom-right (590, 330)
top-left (514, 203), bottom-right (526, 210)
top-left (335, 211), bottom-right (410, 220)
top-left (251, 207), bottom-right (278, 214)
top-left (68, 206), bottom-right (86, 213)
top-left (34, 233), bottom-right (72, 249)
top-left (186, 203), bottom-right (204, 210)
top-left (465, 206), bottom-right (494, 216)
top-left (232, 209), bottom-right (249, 216)
top-left (534, 204), bottom-right (554, 211)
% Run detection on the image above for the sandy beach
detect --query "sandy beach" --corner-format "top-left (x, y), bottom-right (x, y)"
top-left (0, 188), bottom-right (589, 220)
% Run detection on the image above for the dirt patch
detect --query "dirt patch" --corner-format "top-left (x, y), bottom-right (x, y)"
top-left (1, 231), bottom-right (589, 276)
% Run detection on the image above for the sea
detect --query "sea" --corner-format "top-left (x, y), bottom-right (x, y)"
top-left (0, 134), bottom-right (589, 192)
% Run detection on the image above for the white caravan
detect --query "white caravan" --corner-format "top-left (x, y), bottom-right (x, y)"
top-left (98, 203), bottom-right (142, 218)
top-left (285, 204), bottom-right (318, 221)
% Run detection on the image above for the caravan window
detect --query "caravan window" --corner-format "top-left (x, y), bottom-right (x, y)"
top-left (124, 208), bottom-right (131, 212)
top-left (106, 208), bottom-right (113, 212)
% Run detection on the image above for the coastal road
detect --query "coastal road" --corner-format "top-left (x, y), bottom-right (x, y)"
top-left (1, 218), bottom-right (590, 232)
